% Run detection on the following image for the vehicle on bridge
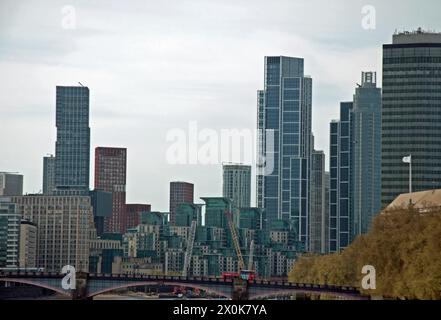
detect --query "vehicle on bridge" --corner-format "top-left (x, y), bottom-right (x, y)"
top-left (222, 270), bottom-right (256, 283)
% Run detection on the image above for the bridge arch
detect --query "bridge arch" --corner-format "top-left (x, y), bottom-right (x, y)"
top-left (249, 288), bottom-right (365, 300)
top-left (88, 280), bottom-right (231, 299)
top-left (0, 277), bottom-right (70, 297)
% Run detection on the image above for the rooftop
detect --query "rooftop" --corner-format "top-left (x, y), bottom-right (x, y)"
top-left (386, 189), bottom-right (441, 211)
top-left (393, 28), bottom-right (441, 44)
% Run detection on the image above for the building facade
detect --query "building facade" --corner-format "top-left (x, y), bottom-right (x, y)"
top-left (382, 30), bottom-right (441, 207)
top-left (0, 198), bottom-right (21, 268)
top-left (352, 72), bottom-right (382, 236)
top-left (309, 150), bottom-right (325, 253)
top-left (89, 189), bottom-right (113, 237)
top-left (10, 195), bottom-right (94, 272)
top-left (256, 56), bottom-right (313, 247)
top-left (329, 102), bottom-right (353, 253)
top-left (125, 203), bottom-right (151, 230)
top-left (42, 155), bottom-right (56, 195)
top-left (19, 220), bottom-right (37, 269)
top-left (94, 147), bottom-right (127, 234)
top-left (169, 182), bottom-right (194, 225)
top-left (54, 85), bottom-right (90, 195)
top-left (222, 164), bottom-right (251, 209)
top-left (0, 172), bottom-right (23, 196)
top-left (322, 172), bottom-right (330, 254)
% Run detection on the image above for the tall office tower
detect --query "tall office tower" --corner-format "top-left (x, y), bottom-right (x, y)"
top-left (169, 181), bottom-right (194, 225)
top-left (42, 155), bottom-right (55, 195)
top-left (382, 30), bottom-right (441, 207)
top-left (126, 203), bottom-right (151, 230)
top-left (322, 172), bottom-right (330, 254)
top-left (19, 220), bottom-right (37, 268)
top-left (54, 85), bottom-right (90, 195)
top-left (329, 102), bottom-right (353, 253)
top-left (11, 195), bottom-right (94, 272)
top-left (256, 56), bottom-right (313, 246)
top-left (0, 172), bottom-right (23, 196)
top-left (222, 164), bottom-right (251, 209)
top-left (352, 72), bottom-right (382, 237)
top-left (309, 150), bottom-right (325, 253)
top-left (94, 147), bottom-right (127, 234)
top-left (0, 198), bottom-right (21, 268)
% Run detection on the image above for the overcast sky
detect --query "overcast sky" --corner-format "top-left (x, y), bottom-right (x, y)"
top-left (1, 0), bottom-right (440, 211)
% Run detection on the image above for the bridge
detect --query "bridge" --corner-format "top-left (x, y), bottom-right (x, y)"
top-left (0, 271), bottom-right (367, 300)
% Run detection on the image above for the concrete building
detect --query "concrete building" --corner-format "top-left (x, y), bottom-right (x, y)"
top-left (0, 198), bottom-right (21, 268)
top-left (256, 56), bottom-right (313, 247)
top-left (0, 172), bottom-right (23, 196)
top-left (10, 195), bottom-right (94, 272)
top-left (42, 155), bottom-right (55, 195)
top-left (309, 150), bottom-right (325, 253)
top-left (19, 220), bottom-right (37, 269)
top-left (94, 147), bottom-right (127, 234)
top-left (222, 164), bottom-right (251, 209)
top-left (352, 72), bottom-right (382, 237)
top-left (381, 30), bottom-right (441, 207)
top-left (54, 86), bottom-right (90, 195)
top-left (329, 102), bottom-right (353, 253)
top-left (169, 182), bottom-right (194, 225)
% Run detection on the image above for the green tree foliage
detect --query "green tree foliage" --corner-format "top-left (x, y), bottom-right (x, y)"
top-left (288, 207), bottom-right (441, 299)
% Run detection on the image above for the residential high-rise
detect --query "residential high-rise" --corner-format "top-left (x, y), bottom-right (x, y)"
top-left (309, 150), bottom-right (325, 253)
top-left (10, 195), bottom-right (94, 272)
top-left (0, 172), bottom-right (23, 196)
top-left (382, 30), bottom-right (441, 207)
top-left (54, 85), bottom-right (90, 195)
top-left (42, 155), bottom-right (56, 195)
top-left (169, 182), bottom-right (194, 225)
top-left (94, 147), bottom-right (127, 234)
top-left (222, 164), bottom-right (251, 209)
top-left (352, 72), bottom-right (382, 236)
top-left (19, 220), bottom-right (37, 269)
top-left (329, 102), bottom-right (353, 253)
top-left (0, 198), bottom-right (21, 268)
top-left (256, 56), bottom-right (313, 246)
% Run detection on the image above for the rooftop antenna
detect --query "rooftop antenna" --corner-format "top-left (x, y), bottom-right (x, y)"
top-left (78, 82), bottom-right (84, 87)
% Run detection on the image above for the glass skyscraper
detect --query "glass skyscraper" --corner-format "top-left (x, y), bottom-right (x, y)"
top-left (42, 154), bottom-right (55, 195)
top-left (352, 72), bottom-right (382, 236)
top-left (54, 86), bottom-right (90, 195)
top-left (382, 30), bottom-right (441, 207)
top-left (309, 149), bottom-right (325, 254)
top-left (329, 102), bottom-right (353, 253)
top-left (257, 56), bottom-right (312, 246)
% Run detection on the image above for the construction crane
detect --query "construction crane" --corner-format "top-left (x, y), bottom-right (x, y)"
top-left (247, 240), bottom-right (255, 271)
top-left (222, 210), bottom-right (255, 282)
top-left (182, 220), bottom-right (197, 277)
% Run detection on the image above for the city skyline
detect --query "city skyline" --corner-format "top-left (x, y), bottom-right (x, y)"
top-left (1, 1), bottom-right (441, 212)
